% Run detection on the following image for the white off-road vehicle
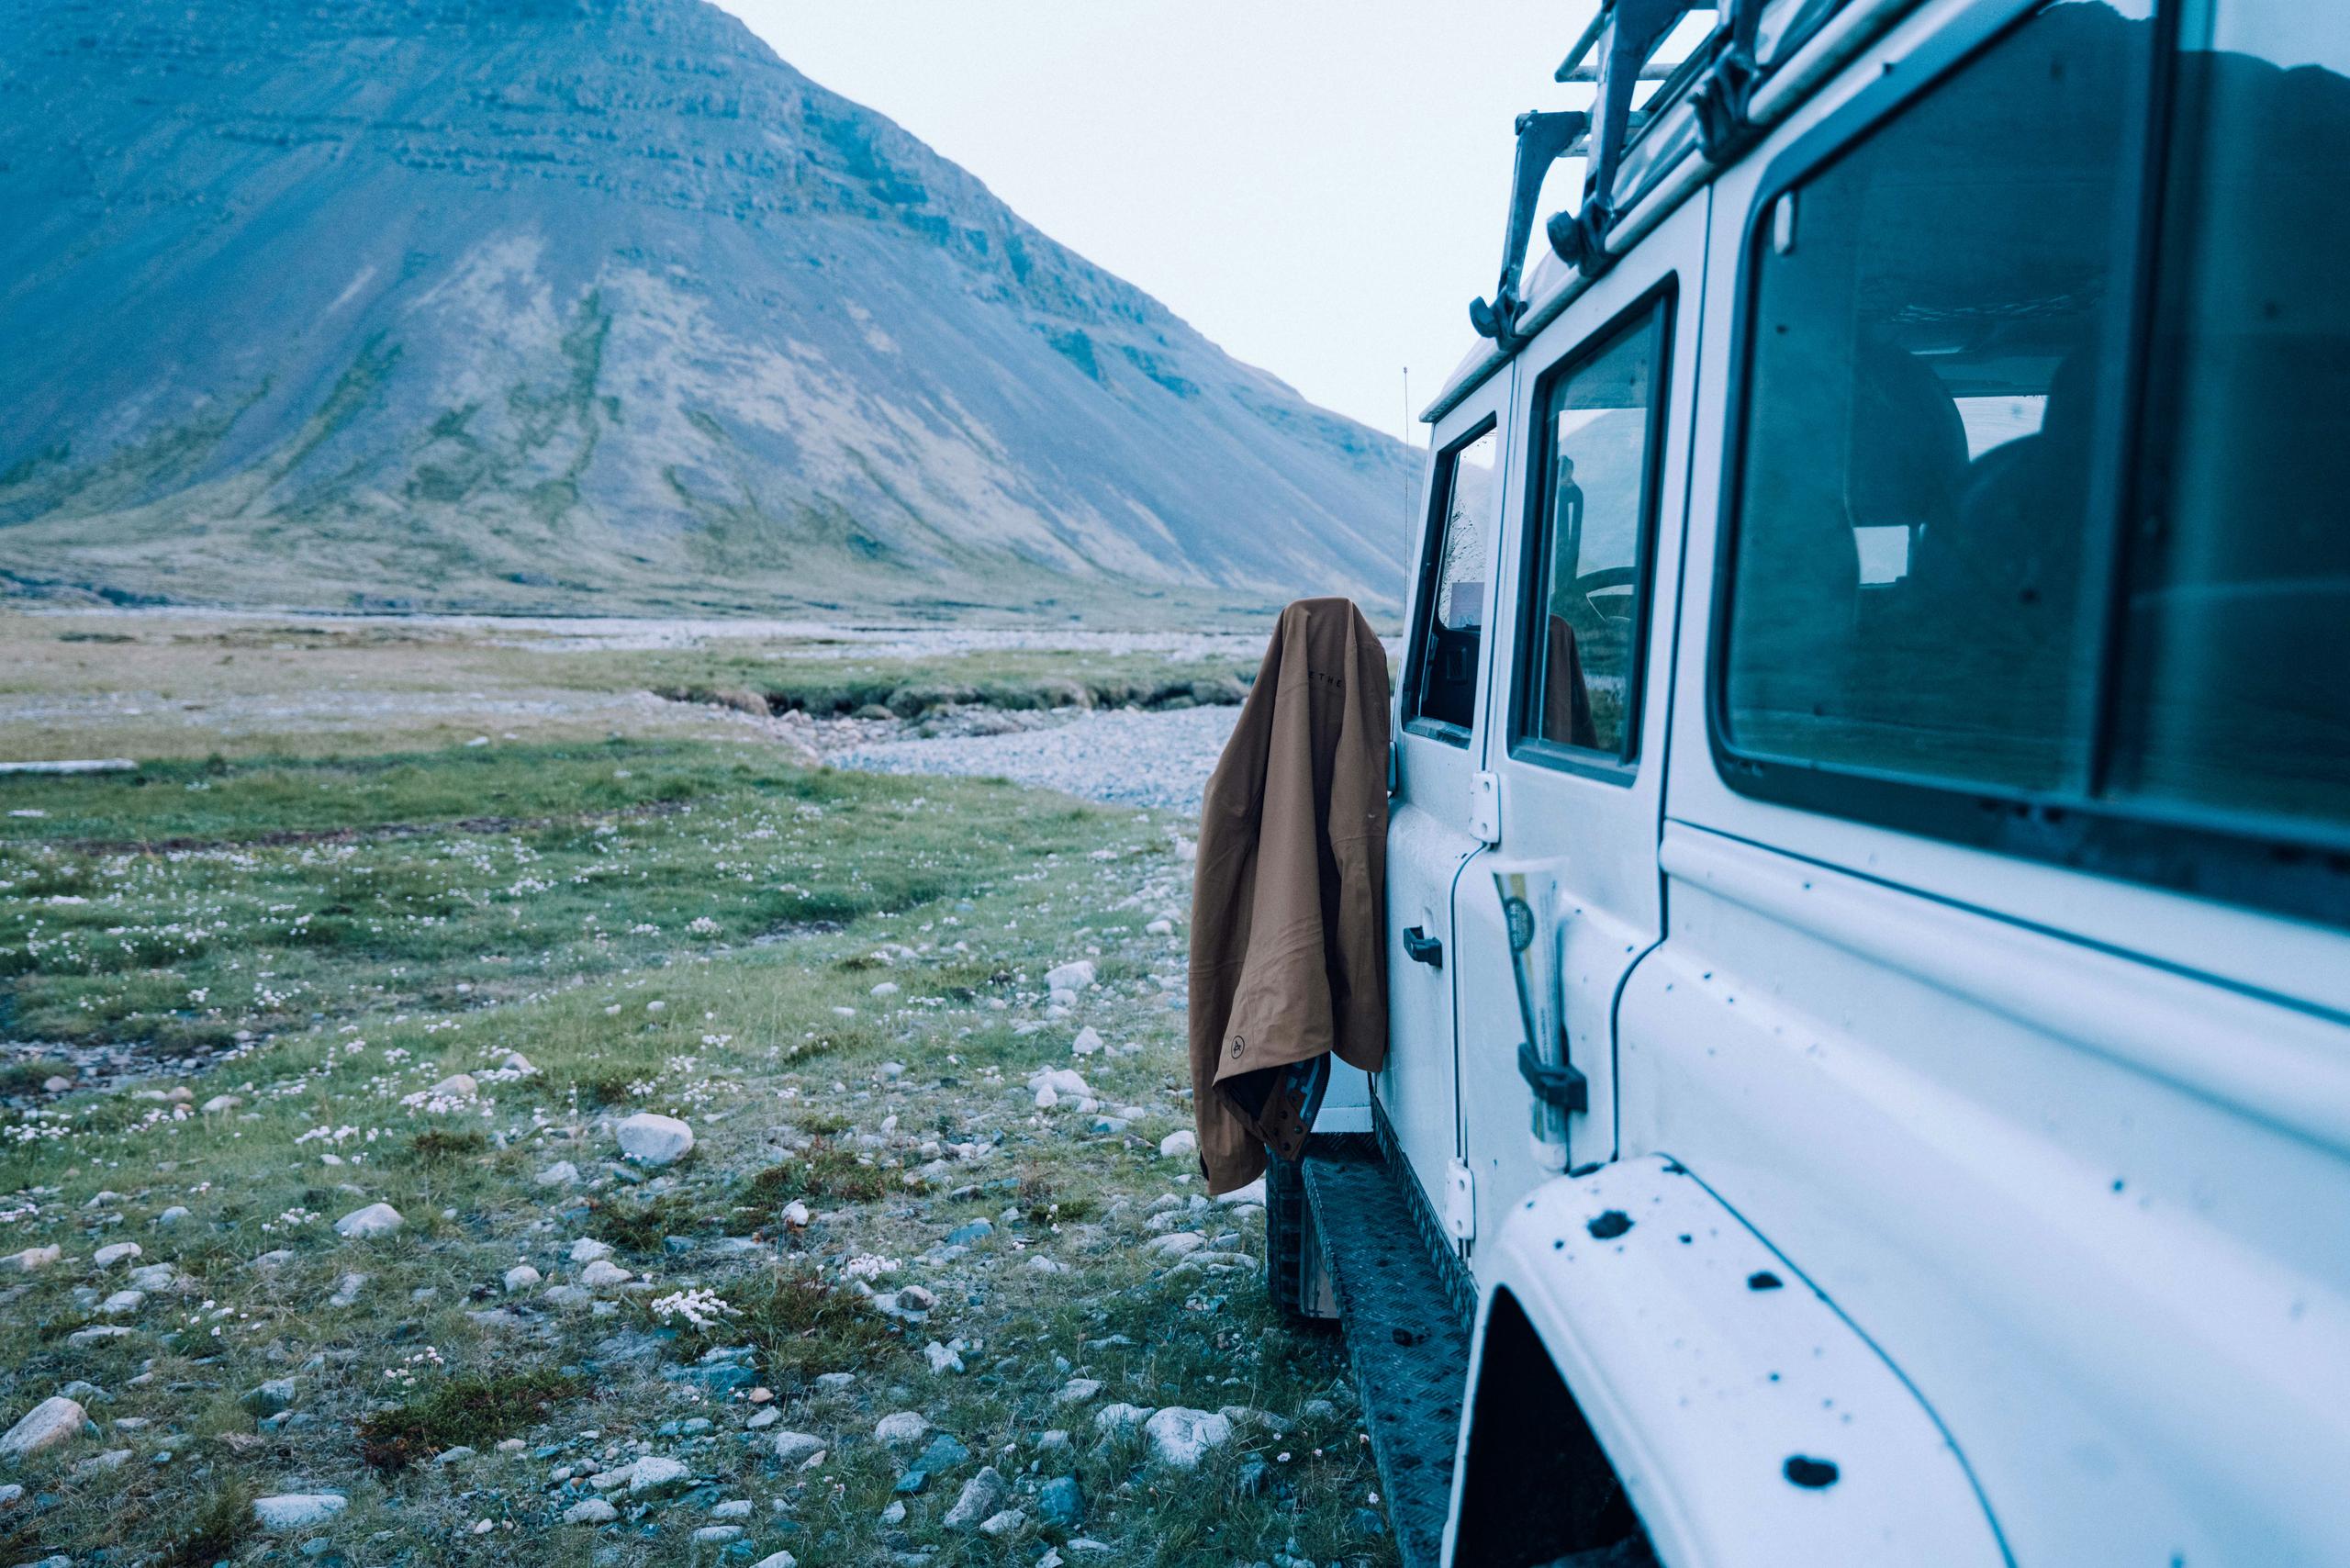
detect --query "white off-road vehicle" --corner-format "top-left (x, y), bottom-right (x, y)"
top-left (1270, 1), bottom-right (2350, 1563)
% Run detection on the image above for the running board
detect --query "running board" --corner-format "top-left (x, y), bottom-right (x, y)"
top-left (1302, 1138), bottom-right (1475, 1568)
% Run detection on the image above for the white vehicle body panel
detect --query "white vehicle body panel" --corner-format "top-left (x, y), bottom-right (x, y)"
top-left (1378, 0), bottom-right (2350, 1563)
top-left (1452, 1159), bottom-right (2008, 1567)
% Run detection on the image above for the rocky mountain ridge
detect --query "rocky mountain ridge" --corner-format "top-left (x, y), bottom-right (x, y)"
top-left (0, 0), bottom-right (1416, 618)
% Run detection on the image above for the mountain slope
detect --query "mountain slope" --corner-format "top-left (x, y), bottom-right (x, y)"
top-left (0, 0), bottom-right (1416, 618)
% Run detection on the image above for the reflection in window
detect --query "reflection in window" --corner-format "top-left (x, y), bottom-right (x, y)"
top-left (1410, 429), bottom-right (1498, 735)
top-left (2113, 0), bottom-right (2350, 828)
top-left (1725, 3), bottom-right (2151, 794)
top-left (1524, 304), bottom-right (1666, 759)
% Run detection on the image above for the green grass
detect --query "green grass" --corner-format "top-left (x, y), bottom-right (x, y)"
top-left (0, 740), bottom-right (1096, 1055)
top-left (0, 734), bottom-right (1392, 1566)
top-left (357, 1369), bottom-right (583, 1471)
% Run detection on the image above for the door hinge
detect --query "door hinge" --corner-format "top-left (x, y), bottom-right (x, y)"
top-left (1469, 770), bottom-right (1501, 845)
top-left (1444, 1159), bottom-right (1477, 1241)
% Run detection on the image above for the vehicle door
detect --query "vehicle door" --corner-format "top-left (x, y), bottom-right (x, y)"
top-left (1451, 195), bottom-right (1702, 1251)
top-left (1382, 376), bottom-right (1512, 1223)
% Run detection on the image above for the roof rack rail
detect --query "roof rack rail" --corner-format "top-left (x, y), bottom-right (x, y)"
top-left (1472, 0), bottom-right (1711, 346)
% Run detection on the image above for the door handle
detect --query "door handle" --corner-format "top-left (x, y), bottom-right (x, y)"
top-left (1403, 925), bottom-right (1444, 969)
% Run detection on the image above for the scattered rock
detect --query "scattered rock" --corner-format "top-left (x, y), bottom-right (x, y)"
top-left (92, 1242), bottom-right (141, 1268)
top-left (252, 1494), bottom-right (347, 1530)
top-left (979, 1507), bottom-right (1026, 1538)
top-left (1141, 1407), bottom-right (1232, 1470)
top-left (569, 1238), bottom-right (613, 1264)
top-left (750, 1553), bottom-right (798, 1568)
top-left (580, 1260), bottom-right (632, 1289)
top-left (97, 1289), bottom-right (145, 1316)
top-left (770, 1431), bottom-right (824, 1467)
top-left (691, 1525), bottom-right (744, 1545)
top-left (154, 1205), bottom-right (190, 1226)
top-left (1158, 1130), bottom-right (1197, 1160)
top-left (65, 1326), bottom-right (132, 1348)
top-left (617, 1113), bottom-right (694, 1166)
top-left (0, 1247), bottom-right (60, 1273)
top-left (1045, 960), bottom-right (1097, 992)
top-left (1037, 1475), bottom-right (1084, 1529)
top-left (945, 1218), bottom-right (993, 1246)
top-left (0, 1397), bottom-right (88, 1462)
top-left (912, 1431), bottom-right (970, 1473)
top-left (332, 1203), bottom-right (403, 1239)
top-left (874, 1411), bottom-right (930, 1447)
top-left (942, 1465), bottom-right (1009, 1529)
top-left (1092, 1403), bottom-right (1152, 1439)
top-left (1055, 1378), bottom-right (1102, 1405)
top-left (563, 1497), bottom-right (618, 1525)
top-left (201, 1094), bottom-right (242, 1114)
top-left (327, 1272), bottom-right (368, 1307)
top-left (535, 1161), bottom-right (579, 1188)
top-left (503, 1264), bottom-right (542, 1293)
top-left (241, 1380), bottom-right (297, 1417)
top-left (428, 1073), bottom-right (477, 1100)
top-left (627, 1455), bottom-right (691, 1495)
top-left (1071, 1027), bottom-right (1103, 1057)
top-left (925, 1339), bottom-right (967, 1374)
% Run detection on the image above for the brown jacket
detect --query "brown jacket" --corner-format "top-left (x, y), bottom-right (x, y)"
top-left (1188, 598), bottom-right (1391, 1194)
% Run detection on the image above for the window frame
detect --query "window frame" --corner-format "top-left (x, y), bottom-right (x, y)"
top-left (1703, 0), bottom-right (2350, 928)
top-left (1508, 282), bottom-right (1679, 784)
top-left (1404, 414), bottom-right (1501, 747)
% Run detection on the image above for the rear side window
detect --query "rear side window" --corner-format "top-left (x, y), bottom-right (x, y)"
top-left (1407, 425), bottom-right (1499, 737)
top-left (1518, 297), bottom-right (1670, 765)
top-left (1721, 2), bottom-right (2151, 794)
top-left (1717, 0), bottom-right (2350, 917)
top-left (2111, 0), bottom-right (2350, 829)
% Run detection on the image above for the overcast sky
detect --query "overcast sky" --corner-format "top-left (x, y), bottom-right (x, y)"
top-left (713, 1), bottom-right (1607, 444)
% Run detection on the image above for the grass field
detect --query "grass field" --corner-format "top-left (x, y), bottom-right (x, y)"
top-left (0, 619), bottom-right (1393, 1568)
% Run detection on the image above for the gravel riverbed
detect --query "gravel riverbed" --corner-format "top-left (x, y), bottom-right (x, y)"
top-left (834, 702), bottom-right (1240, 815)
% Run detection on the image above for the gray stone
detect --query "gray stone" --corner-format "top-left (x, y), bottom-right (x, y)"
top-left (769, 1431), bottom-right (824, 1467)
top-left (1141, 1407), bottom-right (1232, 1470)
top-left (616, 1113), bottom-right (694, 1166)
top-left (1036, 1475), bottom-right (1084, 1529)
top-left (1158, 1129), bottom-right (1197, 1159)
top-left (0, 1397), bottom-right (87, 1462)
top-left (563, 1497), bottom-right (618, 1525)
top-left (1054, 1378), bottom-right (1102, 1406)
top-left (873, 1411), bottom-right (929, 1446)
top-left (93, 1242), bottom-right (141, 1267)
top-left (978, 1507), bottom-right (1026, 1538)
top-left (912, 1432), bottom-right (969, 1473)
top-left (0, 1247), bottom-right (60, 1273)
top-left (242, 1379), bottom-right (297, 1417)
top-left (750, 1553), bottom-right (798, 1568)
top-left (536, 1160), bottom-right (580, 1188)
top-left (332, 1203), bottom-right (403, 1239)
top-left (252, 1494), bottom-right (347, 1529)
top-left (503, 1264), bottom-right (542, 1293)
top-left (1092, 1403), bottom-right (1152, 1439)
top-left (628, 1455), bottom-right (692, 1495)
top-left (691, 1525), bottom-right (744, 1544)
top-left (1044, 960), bottom-right (1096, 992)
top-left (944, 1218), bottom-right (993, 1246)
top-left (941, 1465), bottom-right (1008, 1530)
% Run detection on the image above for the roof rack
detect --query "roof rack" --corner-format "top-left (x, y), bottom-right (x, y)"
top-left (1472, 0), bottom-right (1775, 347)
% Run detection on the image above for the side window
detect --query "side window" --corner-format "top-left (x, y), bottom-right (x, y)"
top-left (1722, 2), bottom-right (2152, 794)
top-left (1518, 297), bottom-right (1669, 764)
top-left (1406, 426), bottom-right (1499, 738)
top-left (2112, 0), bottom-right (2350, 829)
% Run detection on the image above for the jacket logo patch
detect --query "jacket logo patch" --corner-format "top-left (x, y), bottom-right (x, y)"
top-left (1229, 1036), bottom-right (1246, 1058)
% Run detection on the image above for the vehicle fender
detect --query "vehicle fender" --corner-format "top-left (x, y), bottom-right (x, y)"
top-left (1446, 1155), bottom-right (2009, 1568)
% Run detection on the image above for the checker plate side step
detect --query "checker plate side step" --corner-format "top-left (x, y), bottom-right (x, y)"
top-left (1302, 1137), bottom-right (1475, 1568)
